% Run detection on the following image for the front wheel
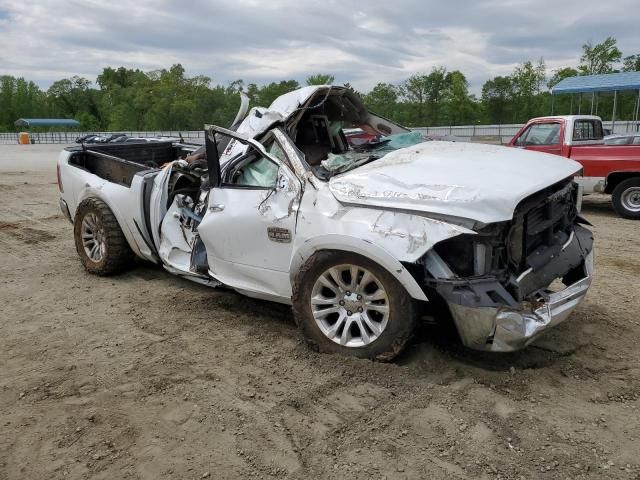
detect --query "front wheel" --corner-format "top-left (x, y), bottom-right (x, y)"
top-left (612, 177), bottom-right (640, 219)
top-left (73, 198), bottom-right (135, 275)
top-left (292, 251), bottom-right (416, 362)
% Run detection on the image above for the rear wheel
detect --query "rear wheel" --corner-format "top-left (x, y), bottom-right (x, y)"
top-left (73, 198), bottom-right (134, 275)
top-left (292, 251), bottom-right (416, 361)
top-left (612, 177), bottom-right (640, 219)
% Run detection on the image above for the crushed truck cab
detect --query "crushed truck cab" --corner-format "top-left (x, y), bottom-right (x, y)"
top-left (57, 86), bottom-right (594, 360)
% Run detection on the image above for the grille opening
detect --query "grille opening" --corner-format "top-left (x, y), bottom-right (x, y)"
top-left (511, 180), bottom-right (578, 271)
top-left (433, 239), bottom-right (475, 277)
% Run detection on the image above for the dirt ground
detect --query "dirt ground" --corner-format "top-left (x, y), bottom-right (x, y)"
top-left (1, 144), bottom-right (639, 480)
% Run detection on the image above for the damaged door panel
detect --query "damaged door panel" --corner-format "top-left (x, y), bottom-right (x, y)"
top-left (57, 85), bottom-right (594, 361)
top-left (197, 129), bottom-right (303, 300)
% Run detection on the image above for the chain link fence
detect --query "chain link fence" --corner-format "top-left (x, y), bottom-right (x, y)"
top-left (1, 121), bottom-right (638, 145)
top-left (0, 130), bottom-right (206, 145)
top-left (413, 120), bottom-right (640, 144)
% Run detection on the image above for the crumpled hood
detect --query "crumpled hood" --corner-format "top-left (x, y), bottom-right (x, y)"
top-left (329, 141), bottom-right (582, 224)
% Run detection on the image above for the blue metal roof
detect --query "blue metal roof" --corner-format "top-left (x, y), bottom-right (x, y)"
top-left (552, 72), bottom-right (640, 94)
top-left (14, 118), bottom-right (81, 127)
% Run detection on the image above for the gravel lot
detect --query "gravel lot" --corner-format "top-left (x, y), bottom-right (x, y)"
top-left (1, 144), bottom-right (639, 480)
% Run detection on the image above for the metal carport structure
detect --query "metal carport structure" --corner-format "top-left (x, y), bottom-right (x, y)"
top-left (14, 118), bottom-right (81, 128)
top-left (551, 72), bottom-right (640, 132)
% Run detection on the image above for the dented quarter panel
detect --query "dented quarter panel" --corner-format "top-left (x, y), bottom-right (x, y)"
top-left (57, 150), bottom-right (154, 261)
top-left (329, 141), bottom-right (582, 224)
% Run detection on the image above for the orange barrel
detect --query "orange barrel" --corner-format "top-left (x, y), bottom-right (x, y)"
top-left (18, 132), bottom-right (30, 144)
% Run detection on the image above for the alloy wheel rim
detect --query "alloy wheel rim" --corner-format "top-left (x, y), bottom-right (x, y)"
top-left (310, 264), bottom-right (389, 347)
top-left (81, 213), bottom-right (106, 262)
top-left (621, 187), bottom-right (640, 212)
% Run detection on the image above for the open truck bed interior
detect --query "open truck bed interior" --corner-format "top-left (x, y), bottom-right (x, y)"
top-left (67, 142), bottom-right (195, 187)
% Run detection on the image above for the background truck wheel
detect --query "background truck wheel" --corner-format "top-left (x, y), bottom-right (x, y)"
top-left (73, 198), bottom-right (134, 275)
top-left (292, 251), bottom-right (416, 362)
top-left (612, 178), bottom-right (640, 219)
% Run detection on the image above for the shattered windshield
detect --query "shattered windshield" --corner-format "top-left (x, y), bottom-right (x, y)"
top-left (321, 131), bottom-right (424, 176)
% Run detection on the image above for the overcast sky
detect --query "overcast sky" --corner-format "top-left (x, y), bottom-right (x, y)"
top-left (0, 0), bottom-right (638, 94)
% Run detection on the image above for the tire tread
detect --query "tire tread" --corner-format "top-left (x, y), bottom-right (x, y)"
top-left (73, 198), bottom-right (135, 275)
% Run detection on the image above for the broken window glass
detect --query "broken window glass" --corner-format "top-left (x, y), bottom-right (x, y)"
top-left (321, 131), bottom-right (424, 175)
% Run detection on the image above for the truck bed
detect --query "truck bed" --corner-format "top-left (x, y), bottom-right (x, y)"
top-left (568, 143), bottom-right (640, 178)
top-left (67, 142), bottom-right (187, 187)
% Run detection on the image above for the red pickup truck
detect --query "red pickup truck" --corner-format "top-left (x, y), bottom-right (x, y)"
top-left (509, 115), bottom-right (640, 219)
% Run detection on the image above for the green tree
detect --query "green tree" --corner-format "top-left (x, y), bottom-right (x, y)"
top-left (254, 80), bottom-right (300, 107)
top-left (442, 71), bottom-right (475, 125)
top-left (548, 67), bottom-right (579, 88)
top-left (622, 54), bottom-right (640, 72)
top-left (47, 76), bottom-right (102, 127)
top-left (97, 66), bottom-right (151, 130)
top-left (511, 59), bottom-right (546, 121)
top-left (402, 67), bottom-right (448, 125)
top-left (363, 83), bottom-right (399, 118)
top-left (305, 74), bottom-right (335, 86)
top-left (481, 76), bottom-right (514, 124)
top-left (579, 37), bottom-right (622, 75)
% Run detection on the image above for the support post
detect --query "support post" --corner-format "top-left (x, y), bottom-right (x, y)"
top-left (570, 95), bottom-right (573, 114)
top-left (578, 93), bottom-right (582, 114)
top-left (634, 89), bottom-right (640, 133)
top-left (612, 90), bottom-right (618, 134)
top-left (590, 92), bottom-right (595, 115)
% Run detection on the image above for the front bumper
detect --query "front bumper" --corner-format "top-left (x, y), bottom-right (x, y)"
top-left (447, 250), bottom-right (593, 352)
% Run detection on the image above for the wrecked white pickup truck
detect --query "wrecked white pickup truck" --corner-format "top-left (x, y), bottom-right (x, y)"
top-left (57, 85), bottom-right (594, 360)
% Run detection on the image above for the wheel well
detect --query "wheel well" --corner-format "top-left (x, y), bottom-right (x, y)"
top-left (291, 247), bottom-right (428, 302)
top-left (605, 172), bottom-right (640, 194)
top-left (76, 194), bottom-right (143, 258)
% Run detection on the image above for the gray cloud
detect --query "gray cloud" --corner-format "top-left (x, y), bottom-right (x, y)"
top-left (0, 0), bottom-right (638, 94)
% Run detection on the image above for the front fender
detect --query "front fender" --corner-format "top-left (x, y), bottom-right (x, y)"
top-left (290, 234), bottom-right (429, 301)
top-left (290, 201), bottom-right (476, 301)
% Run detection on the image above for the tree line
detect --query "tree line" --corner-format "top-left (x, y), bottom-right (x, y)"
top-left (1, 37), bottom-right (638, 132)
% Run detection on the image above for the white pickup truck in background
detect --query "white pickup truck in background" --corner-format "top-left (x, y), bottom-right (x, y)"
top-left (57, 85), bottom-right (594, 360)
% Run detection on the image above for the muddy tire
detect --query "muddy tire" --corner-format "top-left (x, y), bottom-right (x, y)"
top-left (612, 177), bottom-right (640, 219)
top-left (292, 251), bottom-right (416, 362)
top-left (73, 198), bottom-right (134, 275)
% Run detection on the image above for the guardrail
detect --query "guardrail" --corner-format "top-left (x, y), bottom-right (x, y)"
top-left (1, 121), bottom-right (638, 145)
top-left (414, 120), bottom-right (640, 144)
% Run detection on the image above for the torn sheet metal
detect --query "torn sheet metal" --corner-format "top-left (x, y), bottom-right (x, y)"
top-left (448, 251), bottom-right (593, 352)
top-left (268, 86), bottom-right (328, 118)
top-left (158, 196), bottom-right (198, 273)
top-left (329, 141), bottom-right (582, 224)
top-left (294, 185), bottom-right (475, 263)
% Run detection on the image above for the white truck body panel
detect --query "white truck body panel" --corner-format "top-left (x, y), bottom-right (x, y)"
top-left (329, 141), bottom-right (582, 224)
top-left (57, 85), bottom-right (593, 354)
